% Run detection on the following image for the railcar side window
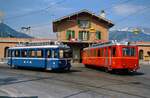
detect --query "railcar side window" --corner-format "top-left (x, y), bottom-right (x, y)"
top-left (8, 50), bottom-right (11, 57)
top-left (98, 49), bottom-right (101, 57)
top-left (29, 50), bottom-right (36, 57)
top-left (51, 50), bottom-right (58, 58)
top-left (47, 50), bottom-right (51, 58)
top-left (131, 48), bottom-right (136, 56)
top-left (12, 51), bottom-right (14, 57)
top-left (111, 47), bottom-right (116, 57)
top-left (94, 49), bottom-right (97, 57)
top-left (101, 48), bottom-right (104, 57)
top-left (37, 50), bottom-right (43, 58)
top-left (122, 47), bottom-right (136, 56)
top-left (88, 50), bottom-right (90, 57)
top-left (21, 50), bottom-right (27, 57)
top-left (15, 50), bottom-right (20, 57)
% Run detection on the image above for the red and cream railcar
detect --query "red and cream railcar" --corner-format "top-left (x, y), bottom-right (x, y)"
top-left (82, 41), bottom-right (139, 72)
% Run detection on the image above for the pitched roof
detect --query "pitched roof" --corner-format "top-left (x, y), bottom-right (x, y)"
top-left (53, 9), bottom-right (114, 32)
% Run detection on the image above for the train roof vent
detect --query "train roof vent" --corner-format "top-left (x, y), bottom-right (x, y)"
top-left (91, 40), bottom-right (133, 47)
top-left (16, 41), bottom-right (64, 47)
top-left (92, 40), bottom-right (115, 47)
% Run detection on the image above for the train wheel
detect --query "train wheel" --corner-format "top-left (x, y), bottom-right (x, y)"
top-left (85, 64), bottom-right (90, 68)
top-left (104, 67), bottom-right (109, 73)
top-left (65, 66), bottom-right (71, 71)
top-left (10, 64), bottom-right (17, 69)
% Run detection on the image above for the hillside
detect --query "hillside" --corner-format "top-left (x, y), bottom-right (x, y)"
top-left (109, 29), bottom-right (150, 42)
top-left (0, 23), bottom-right (32, 38)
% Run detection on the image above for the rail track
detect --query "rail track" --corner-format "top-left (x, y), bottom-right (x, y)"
top-left (0, 65), bottom-right (150, 98)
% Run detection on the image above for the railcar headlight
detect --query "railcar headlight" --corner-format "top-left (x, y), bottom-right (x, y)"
top-left (59, 61), bottom-right (62, 64)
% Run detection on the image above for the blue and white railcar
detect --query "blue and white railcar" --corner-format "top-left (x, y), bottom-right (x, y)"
top-left (7, 45), bottom-right (72, 71)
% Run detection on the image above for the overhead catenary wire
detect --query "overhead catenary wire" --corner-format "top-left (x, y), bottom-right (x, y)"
top-left (94, 0), bottom-right (131, 15)
top-left (4, 0), bottom-right (149, 33)
top-left (4, 0), bottom-right (68, 21)
top-left (115, 6), bottom-right (150, 25)
top-left (22, 0), bottom-right (133, 30)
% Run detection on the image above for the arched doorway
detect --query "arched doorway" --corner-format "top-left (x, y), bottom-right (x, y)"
top-left (139, 50), bottom-right (144, 60)
top-left (4, 47), bottom-right (9, 58)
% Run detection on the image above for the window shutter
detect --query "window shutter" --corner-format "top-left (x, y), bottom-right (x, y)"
top-left (96, 31), bottom-right (101, 40)
top-left (99, 32), bottom-right (101, 39)
top-left (79, 31), bottom-right (82, 40)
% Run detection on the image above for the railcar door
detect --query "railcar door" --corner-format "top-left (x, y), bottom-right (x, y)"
top-left (105, 47), bottom-right (108, 66)
top-left (105, 47), bottom-right (112, 70)
top-left (108, 47), bottom-right (112, 66)
top-left (7, 49), bottom-right (12, 66)
top-left (46, 48), bottom-right (59, 70)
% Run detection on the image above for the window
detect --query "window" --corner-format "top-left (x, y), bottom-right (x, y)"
top-left (96, 31), bottom-right (101, 40)
top-left (11, 50), bottom-right (15, 57)
top-left (8, 50), bottom-right (11, 57)
top-left (98, 48), bottom-right (104, 57)
top-left (15, 50), bottom-right (20, 57)
top-left (51, 50), bottom-right (58, 58)
top-left (87, 50), bottom-right (90, 57)
top-left (111, 47), bottom-right (116, 57)
top-left (130, 48), bottom-right (135, 56)
top-left (59, 49), bottom-right (72, 58)
top-left (36, 50), bottom-right (43, 58)
top-left (98, 49), bottom-right (100, 57)
top-left (59, 50), bottom-right (63, 58)
top-left (29, 50), bottom-right (36, 57)
top-left (66, 30), bottom-right (75, 40)
top-left (64, 49), bottom-right (72, 58)
top-left (47, 50), bottom-right (51, 58)
top-left (21, 50), bottom-right (27, 57)
top-left (78, 20), bottom-right (90, 28)
top-left (94, 49), bottom-right (97, 57)
top-left (79, 31), bottom-right (89, 41)
top-left (122, 47), bottom-right (136, 56)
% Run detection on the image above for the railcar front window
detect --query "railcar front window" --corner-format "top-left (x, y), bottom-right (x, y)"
top-left (59, 50), bottom-right (64, 58)
top-left (64, 49), bottom-right (72, 58)
top-left (51, 50), bottom-right (58, 58)
top-left (122, 47), bottom-right (136, 56)
top-left (59, 49), bottom-right (72, 58)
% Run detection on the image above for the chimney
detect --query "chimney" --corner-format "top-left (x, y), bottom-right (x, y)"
top-left (100, 10), bottom-right (106, 18)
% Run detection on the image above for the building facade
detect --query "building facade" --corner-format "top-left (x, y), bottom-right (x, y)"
top-left (0, 38), bottom-right (30, 61)
top-left (53, 10), bottom-right (114, 63)
top-left (136, 42), bottom-right (150, 61)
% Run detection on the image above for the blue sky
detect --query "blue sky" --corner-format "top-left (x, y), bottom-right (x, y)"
top-left (0, 0), bottom-right (150, 38)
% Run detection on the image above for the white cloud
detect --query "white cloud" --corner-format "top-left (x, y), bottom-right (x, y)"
top-left (113, 4), bottom-right (145, 16)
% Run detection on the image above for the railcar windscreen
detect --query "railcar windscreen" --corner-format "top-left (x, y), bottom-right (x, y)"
top-left (59, 48), bottom-right (72, 58)
top-left (122, 47), bottom-right (136, 56)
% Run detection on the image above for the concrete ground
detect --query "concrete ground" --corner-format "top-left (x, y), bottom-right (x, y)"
top-left (0, 63), bottom-right (150, 98)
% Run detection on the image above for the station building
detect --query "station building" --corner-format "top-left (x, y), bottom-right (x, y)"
top-left (135, 42), bottom-right (150, 61)
top-left (53, 10), bottom-right (114, 63)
